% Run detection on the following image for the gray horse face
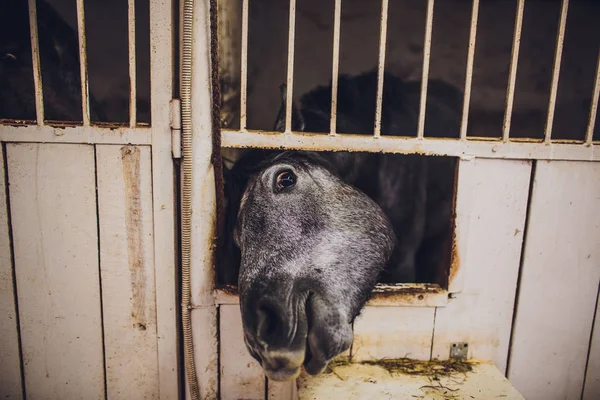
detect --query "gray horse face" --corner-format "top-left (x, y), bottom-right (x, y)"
top-left (235, 153), bottom-right (395, 381)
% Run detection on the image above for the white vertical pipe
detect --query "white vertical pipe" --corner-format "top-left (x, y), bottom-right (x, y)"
top-left (544, 0), bottom-right (569, 143)
top-left (502, 0), bottom-right (525, 142)
top-left (284, 0), bottom-right (297, 133)
top-left (459, 0), bottom-right (480, 140)
top-left (76, 0), bottom-right (90, 125)
top-left (240, 0), bottom-right (249, 131)
top-left (28, 0), bottom-right (44, 124)
top-left (128, 0), bottom-right (137, 127)
top-left (329, 0), bottom-right (342, 136)
top-left (417, 0), bottom-right (435, 139)
top-left (373, 0), bottom-right (390, 138)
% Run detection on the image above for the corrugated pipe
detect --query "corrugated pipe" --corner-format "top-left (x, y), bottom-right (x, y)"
top-left (181, 0), bottom-right (224, 398)
top-left (180, 0), bottom-right (199, 397)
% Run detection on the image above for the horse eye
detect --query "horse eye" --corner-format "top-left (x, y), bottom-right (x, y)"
top-left (275, 170), bottom-right (296, 192)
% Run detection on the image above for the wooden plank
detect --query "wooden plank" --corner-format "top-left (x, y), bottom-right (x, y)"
top-left (298, 362), bottom-right (525, 400)
top-left (220, 304), bottom-right (265, 400)
top-left (447, 157), bottom-right (476, 294)
top-left (186, 0), bottom-right (219, 397)
top-left (96, 145), bottom-right (159, 399)
top-left (190, 307), bottom-right (219, 400)
top-left (268, 379), bottom-right (297, 400)
top-left (0, 145), bottom-right (23, 399)
top-left (432, 158), bottom-right (532, 373)
top-left (352, 306), bottom-right (435, 361)
top-left (221, 129), bottom-right (600, 162)
top-left (149, 0), bottom-right (179, 397)
top-left (190, 0), bottom-right (217, 307)
top-left (583, 287), bottom-right (600, 400)
top-left (7, 143), bottom-right (105, 399)
top-left (0, 124), bottom-right (152, 145)
top-left (508, 161), bottom-right (600, 400)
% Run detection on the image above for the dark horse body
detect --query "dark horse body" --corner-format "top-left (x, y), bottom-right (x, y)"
top-left (222, 70), bottom-right (460, 380)
top-left (0, 0), bottom-right (105, 121)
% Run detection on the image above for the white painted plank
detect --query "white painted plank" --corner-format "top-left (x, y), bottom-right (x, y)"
top-left (186, 0), bottom-right (219, 396)
top-left (352, 306), bottom-right (435, 361)
top-left (96, 145), bottom-right (159, 399)
top-left (432, 158), bottom-right (532, 373)
top-left (508, 161), bottom-right (600, 400)
top-left (190, 0), bottom-right (217, 307)
top-left (190, 307), bottom-right (219, 400)
top-left (221, 129), bottom-right (600, 162)
top-left (149, 0), bottom-right (180, 397)
top-left (447, 158), bottom-right (475, 294)
top-left (0, 145), bottom-right (23, 399)
top-left (298, 362), bottom-right (525, 400)
top-left (583, 287), bottom-right (600, 400)
top-left (268, 379), bottom-right (297, 400)
top-left (7, 143), bottom-right (105, 399)
top-left (220, 304), bottom-right (265, 400)
top-left (0, 124), bottom-right (152, 145)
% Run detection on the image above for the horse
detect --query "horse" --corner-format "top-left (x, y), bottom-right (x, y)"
top-left (221, 70), bottom-right (461, 381)
top-left (0, 0), bottom-right (106, 121)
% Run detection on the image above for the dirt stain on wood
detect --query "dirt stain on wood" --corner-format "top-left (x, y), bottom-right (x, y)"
top-left (121, 145), bottom-right (146, 330)
top-left (328, 358), bottom-right (474, 379)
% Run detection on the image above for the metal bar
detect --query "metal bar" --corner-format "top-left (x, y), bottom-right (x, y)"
top-left (240, 0), bottom-right (249, 130)
top-left (502, 0), bottom-right (525, 142)
top-left (76, 0), bottom-right (90, 126)
top-left (544, 0), bottom-right (569, 143)
top-left (221, 129), bottom-right (598, 161)
top-left (0, 125), bottom-right (152, 144)
top-left (284, 0), bottom-right (297, 133)
top-left (128, 0), bottom-right (137, 127)
top-left (28, 0), bottom-right (44, 125)
top-left (585, 49), bottom-right (600, 146)
top-left (459, 0), bottom-right (480, 140)
top-left (417, 0), bottom-right (435, 139)
top-left (329, 0), bottom-right (342, 136)
top-left (374, 0), bottom-right (390, 138)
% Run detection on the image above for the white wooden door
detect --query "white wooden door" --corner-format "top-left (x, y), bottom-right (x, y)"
top-left (0, 0), bottom-right (179, 398)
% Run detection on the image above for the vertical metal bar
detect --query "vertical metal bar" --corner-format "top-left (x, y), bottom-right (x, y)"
top-left (128, 0), bottom-right (137, 127)
top-left (373, 0), bottom-right (390, 138)
top-left (502, 0), bottom-right (525, 142)
top-left (585, 49), bottom-right (600, 145)
top-left (329, 0), bottom-right (342, 136)
top-left (76, 0), bottom-right (90, 126)
top-left (459, 0), bottom-right (480, 140)
top-left (544, 0), bottom-right (569, 143)
top-left (28, 0), bottom-right (44, 124)
top-left (240, 0), bottom-right (249, 131)
top-left (284, 0), bottom-right (297, 133)
top-left (417, 0), bottom-right (435, 139)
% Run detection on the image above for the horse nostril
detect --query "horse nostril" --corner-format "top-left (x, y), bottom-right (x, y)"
top-left (256, 298), bottom-right (295, 347)
top-left (258, 303), bottom-right (279, 341)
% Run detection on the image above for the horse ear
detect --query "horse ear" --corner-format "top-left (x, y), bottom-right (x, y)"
top-left (273, 84), bottom-right (305, 132)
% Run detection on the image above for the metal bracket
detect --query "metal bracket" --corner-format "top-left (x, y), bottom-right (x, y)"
top-left (450, 342), bottom-right (469, 361)
top-left (170, 99), bottom-right (182, 159)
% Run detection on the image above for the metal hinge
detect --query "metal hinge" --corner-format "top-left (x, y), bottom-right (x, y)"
top-left (170, 99), bottom-right (182, 159)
